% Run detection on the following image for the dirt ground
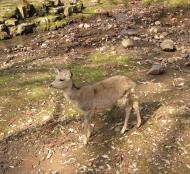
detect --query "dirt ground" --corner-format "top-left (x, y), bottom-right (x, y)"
top-left (0, 1), bottom-right (190, 174)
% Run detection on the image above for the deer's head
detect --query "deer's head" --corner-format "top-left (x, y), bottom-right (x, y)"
top-left (51, 69), bottom-right (72, 89)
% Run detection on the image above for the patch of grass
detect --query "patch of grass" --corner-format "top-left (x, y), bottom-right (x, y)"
top-left (89, 51), bottom-right (129, 65)
top-left (70, 64), bottom-right (107, 85)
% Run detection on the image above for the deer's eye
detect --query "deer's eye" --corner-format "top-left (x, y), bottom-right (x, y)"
top-left (59, 79), bottom-right (65, 81)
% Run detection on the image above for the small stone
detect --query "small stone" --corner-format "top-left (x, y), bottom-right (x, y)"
top-left (133, 36), bottom-right (141, 41)
top-left (78, 23), bottom-right (84, 28)
top-left (147, 64), bottom-right (166, 75)
top-left (160, 39), bottom-right (176, 52)
top-left (41, 43), bottom-right (48, 48)
top-left (84, 23), bottom-right (90, 29)
top-left (155, 21), bottom-right (161, 26)
top-left (149, 26), bottom-right (158, 33)
top-left (121, 29), bottom-right (138, 36)
top-left (168, 57), bottom-right (178, 63)
top-left (122, 38), bottom-right (134, 48)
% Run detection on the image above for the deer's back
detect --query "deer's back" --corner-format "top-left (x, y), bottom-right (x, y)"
top-left (78, 75), bottom-right (136, 111)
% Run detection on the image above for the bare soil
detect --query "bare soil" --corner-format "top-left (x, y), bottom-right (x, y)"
top-left (0, 1), bottom-right (190, 174)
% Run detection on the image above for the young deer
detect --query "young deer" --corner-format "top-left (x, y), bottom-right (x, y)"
top-left (51, 69), bottom-right (141, 144)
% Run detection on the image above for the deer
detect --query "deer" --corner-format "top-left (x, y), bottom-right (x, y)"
top-left (50, 69), bottom-right (142, 144)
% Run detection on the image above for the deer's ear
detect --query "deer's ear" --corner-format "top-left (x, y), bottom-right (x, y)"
top-left (64, 70), bottom-right (72, 79)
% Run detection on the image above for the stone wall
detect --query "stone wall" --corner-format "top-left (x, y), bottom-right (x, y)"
top-left (0, 0), bottom-right (83, 40)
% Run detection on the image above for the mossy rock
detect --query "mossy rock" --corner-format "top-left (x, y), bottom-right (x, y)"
top-left (16, 23), bottom-right (35, 35)
top-left (0, 31), bottom-right (10, 40)
top-left (35, 15), bottom-right (61, 26)
top-left (17, 3), bottom-right (35, 18)
top-left (9, 26), bottom-right (18, 37)
top-left (48, 6), bottom-right (64, 15)
top-left (43, 0), bottom-right (55, 7)
top-left (32, 3), bottom-right (48, 16)
top-left (0, 24), bottom-right (8, 32)
top-left (0, 7), bottom-right (21, 19)
top-left (64, 6), bottom-right (73, 17)
top-left (35, 19), bottom-right (68, 32)
top-left (76, 1), bottom-right (84, 12)
top-left (5, 18), bottom-right (18, 27)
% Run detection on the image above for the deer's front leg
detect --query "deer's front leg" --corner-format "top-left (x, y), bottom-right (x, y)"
top-left (121, 106), bottom-right (132, 134)
top-left (133, 101), bottom-right (141, 128)
top-left (83, 111), bottom-right (94, 145)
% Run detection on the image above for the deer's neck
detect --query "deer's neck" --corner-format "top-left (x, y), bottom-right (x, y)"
top-left (63, 82), bottom-right (80, 102)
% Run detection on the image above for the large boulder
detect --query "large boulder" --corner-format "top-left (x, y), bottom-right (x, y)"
top-left (16, 23), bottom-right (35, 35)
top-left (160, 39), bottom-right (176, 51)
top-left (0, 31), bottom-right (10, 40)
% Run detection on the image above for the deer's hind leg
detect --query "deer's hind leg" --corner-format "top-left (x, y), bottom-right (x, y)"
top-left (118, 94), bottom-right (132, 134)
top-left (83, 111), bottom-right (94, 145)
top-left (132, 100), bottom-right (141, 128)
top-left (121, 104), bottom-right (132, 134)
top-left (130, 91), bottom-right (141, 128)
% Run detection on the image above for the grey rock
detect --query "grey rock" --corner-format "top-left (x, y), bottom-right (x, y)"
top-left (147, 64), bottom-right (166, 75)
top-left (155, 21), bottom-right (161, 26)
top-left (122, 38), bottom-right (134, 48)
top-left (121, 29), bottom-right (138, 36)
top-left (160, 39), bottom-right (176, 51)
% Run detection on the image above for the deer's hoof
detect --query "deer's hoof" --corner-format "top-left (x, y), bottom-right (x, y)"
top-left (136, 122), bottom-right (141, 128)
top-left (83, 136), bottom-right (88, 145)
top-left (120, 128), bottom-right (127, 134)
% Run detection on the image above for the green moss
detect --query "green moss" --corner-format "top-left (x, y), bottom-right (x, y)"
top-left (0, 6), bottom-right (20, 19)
top-left (89, 51), bottom-right (129, 65)
top-left (31, 2), bottom-right (48, 16)
top-left (70, 64), bottom-right (106, 85)
top-left (35, 16), bottom-right (68, 31)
